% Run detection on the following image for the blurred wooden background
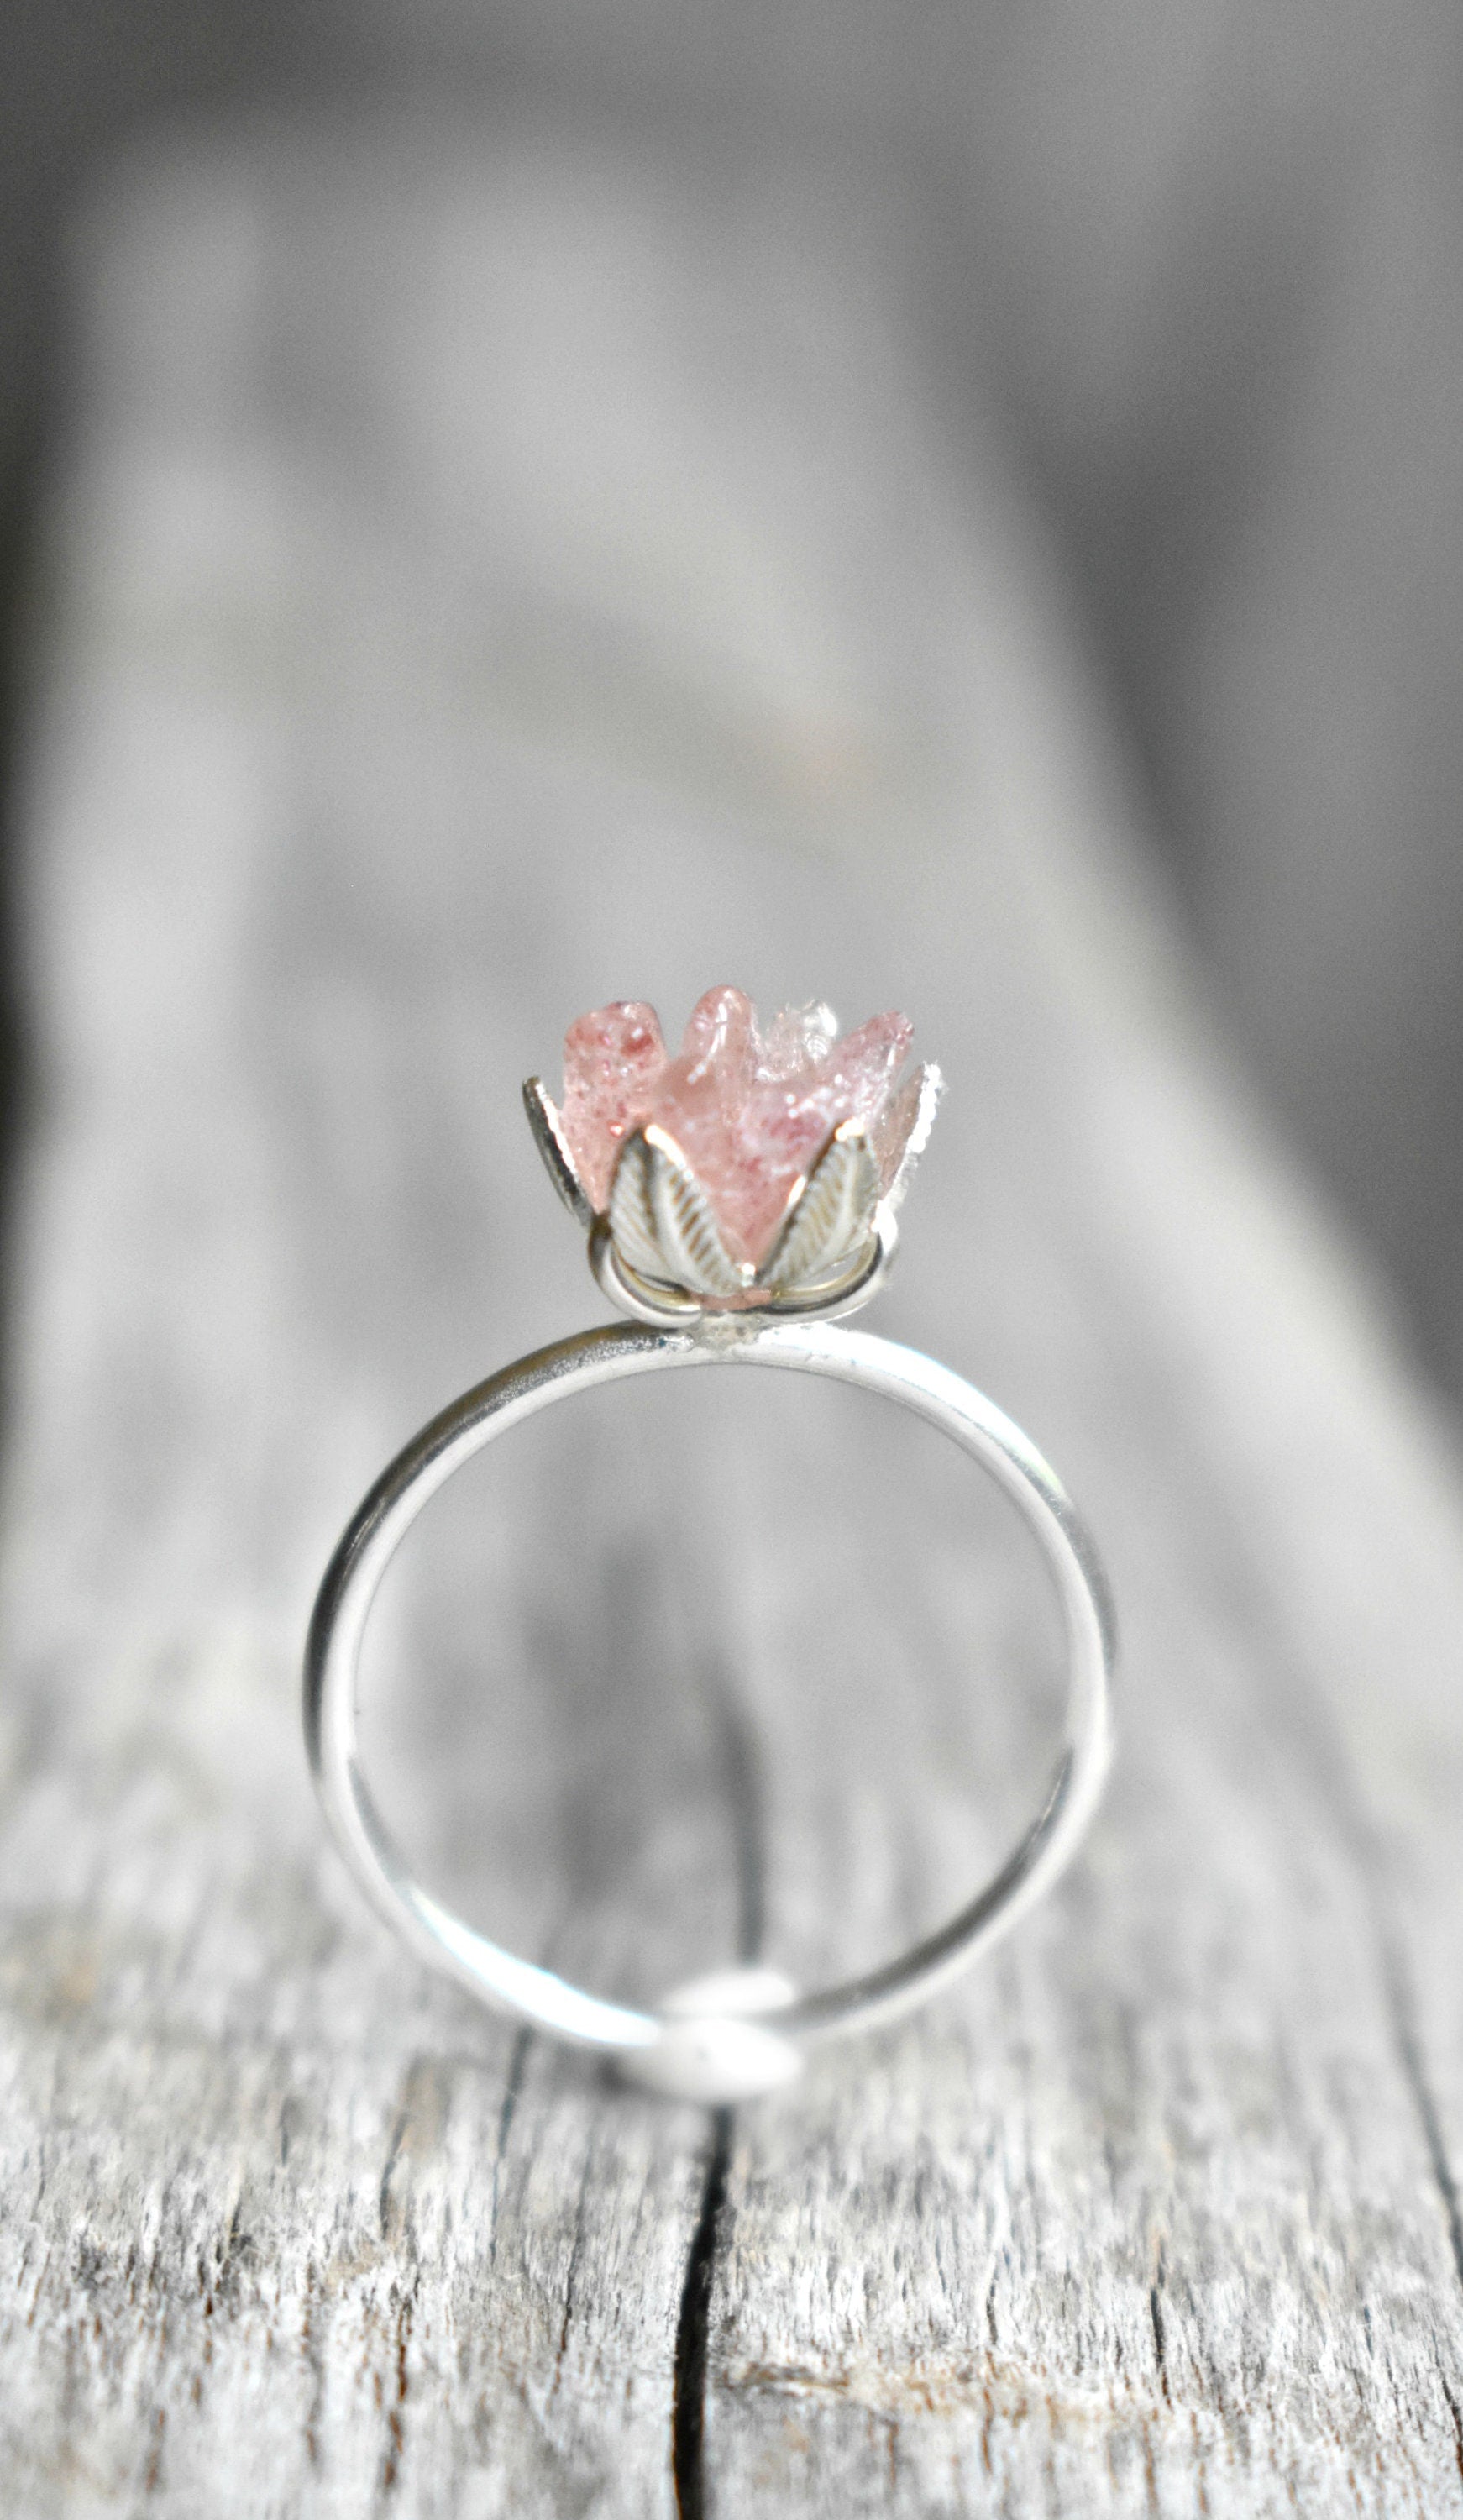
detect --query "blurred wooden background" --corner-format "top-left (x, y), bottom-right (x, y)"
top-left (0, 118), bottom-right (1460, 2513)
top-left (4, 3), bottom-right (1463, 1382)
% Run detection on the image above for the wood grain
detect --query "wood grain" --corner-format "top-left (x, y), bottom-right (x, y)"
top-left (0, 113), bottom-right (1460, 2514)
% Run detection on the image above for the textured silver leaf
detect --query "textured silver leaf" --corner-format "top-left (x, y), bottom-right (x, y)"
top-left (522, 1077), bottom-right (593, 1226)
top-left (642, 1126), bottom-right (746, 1298)
top-left (606, 1131), bottom-right (674, 1284)
top-left (758, 1121), bottom-right (880, 1292)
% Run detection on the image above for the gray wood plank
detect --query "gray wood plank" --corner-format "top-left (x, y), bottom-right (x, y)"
top-left (1, 113), bottom-right (1461, 2515)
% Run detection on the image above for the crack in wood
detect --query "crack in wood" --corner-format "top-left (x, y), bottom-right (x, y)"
top-left (673, 2110), bottom-right (732, 2520)
top-left (671, 1610), bottom-right (765, 2516)
top-left (1387, 1964), bottom-right (1463, 2297)
top-left (377, 2278), bottom-right (417, 2499)
top-left (1150, 2239), bottom-right (1172, 2410)
top-left (487, 2025), bottom-right (531, 2268)
top-left (1436, 2368), bottom-right (1463, 2494)
top-left (548, 2162), bottom-right (593, 2407)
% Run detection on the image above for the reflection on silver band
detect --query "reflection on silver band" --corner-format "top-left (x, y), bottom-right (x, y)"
top-left (303, 1318), bottom-right (1115, 2104)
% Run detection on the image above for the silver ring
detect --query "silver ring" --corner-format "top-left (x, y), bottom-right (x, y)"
top-left (303, 994), bottom-right (1115, 2103)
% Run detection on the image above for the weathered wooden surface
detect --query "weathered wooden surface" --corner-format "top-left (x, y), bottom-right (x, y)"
top-left (1, 116), bottom-right (1462, 2515)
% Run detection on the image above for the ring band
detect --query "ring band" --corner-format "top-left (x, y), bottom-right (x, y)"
top-left (305, 1317), bottom-right (1114, 2102)
top-left (303, 991), bottom-right (1116, 2102)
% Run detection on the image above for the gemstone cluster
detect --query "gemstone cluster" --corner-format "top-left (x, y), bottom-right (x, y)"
top-left (526, 986), bottom-right (940, 1315)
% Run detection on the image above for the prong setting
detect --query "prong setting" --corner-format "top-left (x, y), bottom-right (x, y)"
top-left (526, 990), bottom-right (939, 1324)
top-left (590, 1118), bottom-right (894, 1321)
top-left (756, 1119), bottom-right (881, 1293)
top-left (522, 1077), bottom-right (594, 1228)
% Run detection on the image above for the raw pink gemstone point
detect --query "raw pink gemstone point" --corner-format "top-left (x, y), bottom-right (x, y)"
top-left (558, 1001), bottom-right (669, 1211)
top-left (558, 988), bottom-right (927, 1264)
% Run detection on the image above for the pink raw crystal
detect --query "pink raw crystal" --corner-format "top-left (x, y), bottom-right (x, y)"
top-left (558, 987), bottom-right (926, 1265)
top-left (558, 1001), bottom-right (669, 1210)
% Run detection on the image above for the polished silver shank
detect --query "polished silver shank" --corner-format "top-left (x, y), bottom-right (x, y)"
top-left (303, 1320), bottom-right (1115, 2103)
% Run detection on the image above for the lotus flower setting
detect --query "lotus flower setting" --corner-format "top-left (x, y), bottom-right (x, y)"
top-left (524, 987), bottom-right (941, 1315)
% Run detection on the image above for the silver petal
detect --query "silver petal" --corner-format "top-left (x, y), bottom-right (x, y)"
top-left (606, 1131), bottom-right (673, 1284)
top-left (758, 1119), bottom-right (880, 1292)
top-left (642, 1126), bottom-right (747, 1299)
top-left (522, 1077), bottom-right (593, 1227)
